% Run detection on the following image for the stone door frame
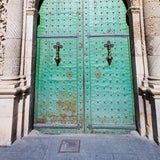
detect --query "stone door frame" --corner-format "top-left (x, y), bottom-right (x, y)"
top-left (4, 0), bottom-right (160, 147)
top-left (15, 0), bottom-right (148, 143)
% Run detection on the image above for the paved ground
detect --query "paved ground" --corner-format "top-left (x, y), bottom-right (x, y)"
top-left (0, 131), bottom-right (160, 160)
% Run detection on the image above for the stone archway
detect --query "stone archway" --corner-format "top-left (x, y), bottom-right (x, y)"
top-left (25, 0), bottom-right (145, 138)
top-left (0, 0), bottom-right (151, 146)
top-left (0, 0), bottom-right (160, 147)
top-left (33, 0), bottom-right (134, 10)
top-left (30, 0), bottom-right (145, 131)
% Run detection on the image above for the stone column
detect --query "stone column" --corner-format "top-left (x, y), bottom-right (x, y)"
top-left (143, 0), bottom-right (160, 144)
top-left (2, 0), bottom-right (23, 81)
top-left (0, 1), bottom-right (23, 146)
top-left (143, 0), bottom-right (160, 88)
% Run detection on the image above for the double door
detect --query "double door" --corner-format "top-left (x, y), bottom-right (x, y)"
top-left (34, 0), bottom-right (135, 134)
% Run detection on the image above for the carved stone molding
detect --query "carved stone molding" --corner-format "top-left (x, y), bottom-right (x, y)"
top-left (0, 0), bottom-right (8, 76)
top-left (131, 0), bottom-right (140, 6)
top-left (27, 0), bottom-right (36, 9)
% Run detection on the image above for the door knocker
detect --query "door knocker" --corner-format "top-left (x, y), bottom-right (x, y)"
top-left (104, 41), bottom-right (114, 65)
top-left (54, 42), bottom-right (63, 66)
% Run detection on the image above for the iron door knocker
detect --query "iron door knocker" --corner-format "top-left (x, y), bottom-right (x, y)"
top-left (104, 41), bottom-right (114, 65)
top-left (54, 42), bottom-right (63, 66)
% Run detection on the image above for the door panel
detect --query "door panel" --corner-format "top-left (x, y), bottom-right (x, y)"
top-left (34, 0), bottom-right (84, 133)
top-left (34, 0), bottom-right (135, 134)
top-left (83, 0), bottom-right (135, 133)
top-left (85, 37), bottom-right (135, 133)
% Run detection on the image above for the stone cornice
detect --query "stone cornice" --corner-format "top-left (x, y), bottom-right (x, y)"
top-left (127, 6), bottom-right (140, 15)
top-left (28, 0), bottom-right (36, 9)
top-left (139, 86), bottom-right (160, 98)
top-left (148, 76), bottom-right (160, 81)
top-left (0, 85), bottom-right (30, 96)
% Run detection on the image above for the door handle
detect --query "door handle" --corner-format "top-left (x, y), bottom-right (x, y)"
top-left (54, 42), bottom-right (63, 66)
top-left (104, 41), bottom-right (114, 65)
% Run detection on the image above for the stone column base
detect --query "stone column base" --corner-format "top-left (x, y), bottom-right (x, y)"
top-left (0, 96), bottom-right (17, 146)
top-left (139, 86), bottom-right (160, 144)
top-left (0, 81), bottom-right (30, 146)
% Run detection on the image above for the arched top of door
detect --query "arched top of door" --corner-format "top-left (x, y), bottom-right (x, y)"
top-left (32, 0), bottom-right (138, 11)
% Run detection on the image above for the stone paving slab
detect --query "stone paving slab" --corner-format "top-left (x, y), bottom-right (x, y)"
top-left (0, 131), bottom-right (160, 160)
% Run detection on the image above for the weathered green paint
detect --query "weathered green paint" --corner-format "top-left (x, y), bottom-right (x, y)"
top-left (34, 0), bottom-right (135, 134)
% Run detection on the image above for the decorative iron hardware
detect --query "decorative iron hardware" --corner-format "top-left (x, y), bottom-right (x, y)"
top-left (67, 71), bottom-right (73, 78)
top-left (37, 34), bottom-right (129, 39)
top-left (104, 41), bottom-right (114, 65)
top-left (34, 123), bottom-right (81, 129)
top-left (37, 34), bottom-right (81, 38)
top-left (54, 42), bottom-right (63, 66)
top-left (86, 33), bottom-right (129, 38)
top-left (95, 71), bottom-right (101, 78)
top-left (87, 124), bottom-right (136, 130)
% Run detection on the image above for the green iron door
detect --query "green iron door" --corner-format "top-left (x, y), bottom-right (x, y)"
top-left (34, 0), bottom-right (135, 134)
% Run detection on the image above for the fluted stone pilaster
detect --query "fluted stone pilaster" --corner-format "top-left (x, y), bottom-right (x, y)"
top-left (3, 1), bottom-right (23, 80)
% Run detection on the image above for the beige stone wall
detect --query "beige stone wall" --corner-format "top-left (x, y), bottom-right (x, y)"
top-left (0, 0), bottom-right (7, 76)
top-left (143, 0), bottom-right (160, 88)
top-left (140, 0), bottom-right (160, 144)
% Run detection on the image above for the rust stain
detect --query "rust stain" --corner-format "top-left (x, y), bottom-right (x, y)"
top-left (81, 12), bottom-right (84, 17)
top-left (58, 100), bottom-right (65, 108)
top-left (59, 114), bottom-right (67, 118)
top-left (79, 43), bottom-right (83, 49)
top-left (57, 100), bottom-right (77, 116)
top-left (91, 129), bottom-right (94, 134)
top-left (34, 118), bottom-right (47, 124)
top-left (76, 10), bottom-right (80, 15)
top-left (95, 71), bottom-right (101, 78)
top-left (45, 111), bottom-right (56, 118)
top-left (78, 116), bottom-right (84, 124)
top-left (36, 89), bottom-right (78, 125)
top-left (98, 118), bottom-right (107, 124)
top-left (107, 28), bottom-right (111, 33)
top-left (49, 115), bottom-right (77, 124)
top-left (103, 131), bottom-right (110, 134)
top-left (67, 71), bottom-right (73, 78)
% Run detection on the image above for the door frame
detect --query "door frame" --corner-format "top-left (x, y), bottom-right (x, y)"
top-left (22, 0), bottom-right (148, 135)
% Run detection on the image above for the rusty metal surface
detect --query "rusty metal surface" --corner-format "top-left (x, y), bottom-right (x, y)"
top-left (34, 0), bottom-right (84, 134)
top-left (34, 0), bottom-right (135, 134)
